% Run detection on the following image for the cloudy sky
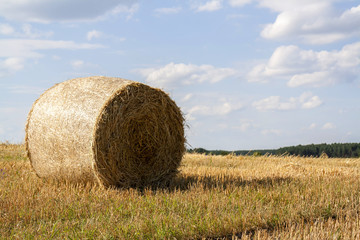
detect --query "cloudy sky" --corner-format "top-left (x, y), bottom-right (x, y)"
top-left (0, 0), bottom-right (359, 150)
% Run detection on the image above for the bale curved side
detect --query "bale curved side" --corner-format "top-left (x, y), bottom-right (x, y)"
top-left (25, 76), bottom-right (186, 188)
top-left (26, 77), bottom-right (136, 183)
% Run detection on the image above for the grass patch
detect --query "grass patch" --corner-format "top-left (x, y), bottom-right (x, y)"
top-left (1, 144), bottom-right (360, 239)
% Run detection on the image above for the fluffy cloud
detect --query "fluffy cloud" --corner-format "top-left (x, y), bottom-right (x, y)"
top-left (228, 0), bottom-right (253, 7)
top-left (179, 92), bottom-right (244, 121)
top-left (0, 39), bottom-right (103, 59)
top-left (1, 58), bottom-right (24, 72)
top-left (70, 59), bottom-right (99, 71)
top-left (87, 30), bottom-right (103, 41)
top-left (249, 42), bottom-right (360, 87)
top-left (0, 24), bottom-right (15, 35)
top-left (112, 3), bottom-right (139, 21)
top-left (253, 96), bottom-right (296, 111)
top-left (322, 122), bottom-right (336, 130)
top-left (70, 60), bottom-right (85, 69)
top-left (299, 92), bottom-right (322, 109)
top-left (86, 30), bottom-right (126, 42)
top-left (0, 39), bottom-right (102, 77)
top-left (138, 62), bottom-right (236, 89)
top-left (0, 23), bottom-right (53, 39)
top-left (258, 0), bottom-right (328, 13)
top-left (261, 129), bottom-right (281, 136)
top-left (193, 0), bottom-right (223, 12)
top-left (304, 122), bottom-right (337, 131)
top-left (252, 92), bottom-right (322, 111)
top-left (234, 119), bottom-right (256, 132)
top-left (259, 1), bottom-right (360, 44)
top-left (0, 23), bottom-right (104, 78)
top-left (182, 93), bottom-right (194, 102)
top-left (0, 58), bottom-right (25, 77)
top-left (0, 0), bottom-right (137, 22)
top-left (187, 101), bottom-right (243, 117)
top-left (23, 24), bottom-right (53, 38)
top-left (228, 0), bottom-right (360, 44)
top-left (154, 7), bottom-right (182, 15)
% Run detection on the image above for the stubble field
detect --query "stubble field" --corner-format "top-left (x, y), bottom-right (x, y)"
top-left (1, 143), bottom-right (360, 239)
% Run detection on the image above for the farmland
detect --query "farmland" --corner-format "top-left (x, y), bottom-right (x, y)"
top-left (1, 143), bottom-right (360, 239)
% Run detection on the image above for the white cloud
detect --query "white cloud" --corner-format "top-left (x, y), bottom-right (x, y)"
top-left (228, 0), bottom-right (252, 7)
top-left (304, 122), bottom-right (338, 131)
top-left (301, 96), bottom-right (322, 109)
top-left (253, 96), bottom-right (297, 111)
top-left (299, 92), bottom-right (323, 109)
top-left (308, 123), bottom-right (317, 130)
top-left (288, 72), bottom-right (334, 88)
top-left (188, 101), bottom-right (243, 117)
top-left (0, 39), bottom-right (103, 77)
top-left (322, 122), bottom-right (336, 130)
top-left (181, 92), bottom-right (244, 121)
top-left (249, 42), bottom-right (360, 87)
top-left (0, 58), bottom-right (25, 77)
top-left (0, 24), bottom-right (15, 35)
top-left (21, 24), bottom-right (54, 38)
top-left (262, 129), bottom-right (281, 136)
top-left (87, 30), bottom-right (103, 41)
top-left (0, 23), bottom-right (53, 39)
top-left (182, 93), bottom-right (194, 102)
top-left (0, 39), bottom-right (103, 59)
top-left (111, 3), bottom-right (139, 21)
top-left (2, 58), bottom-right (24, 72)
top-left (71, 60), bottom-right (85, 69)
top-left (259, 1), bottom-right (360, 44)
top-left (86, 30), bottom-right (126, 42)
top-left (252, 92), bottom-right (322, 111)
top-left (249, 45), bottom-right (318, 79)
top-left (194, 0), bottom-right (223, 12)
top-left (154, 7), bottom-right (182, 15)
top-left (0, 0), bottom-right (137, 22)
top-left (234, 119), bottom-right (255, 132)
top-left (226, 13), bottom-right (247, 19)
top-left (70, 60), bottom-right (100, 71)
top-left (138, 62), bottom-right (236, 89)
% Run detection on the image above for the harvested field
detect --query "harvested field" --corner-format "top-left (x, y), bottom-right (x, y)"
top-left (1, 144), bottom-right (360, 239)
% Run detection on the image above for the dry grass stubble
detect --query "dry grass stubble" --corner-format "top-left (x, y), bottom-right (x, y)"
top-left (1, 145), bottom-right (360, 239)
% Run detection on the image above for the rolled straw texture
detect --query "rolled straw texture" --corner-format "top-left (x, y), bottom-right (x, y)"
top-left (25, 76), bottom-right (185, 188)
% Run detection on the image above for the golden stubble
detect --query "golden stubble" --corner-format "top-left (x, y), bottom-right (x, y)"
top-left (1, 145), bottom-right (359, 239)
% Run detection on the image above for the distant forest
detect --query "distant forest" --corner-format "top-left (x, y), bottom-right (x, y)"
top-left (188, 143), bottom-right (360, 158)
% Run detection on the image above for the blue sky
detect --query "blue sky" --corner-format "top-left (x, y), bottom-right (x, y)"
top-left (0, 0), bottom-right (359, 150)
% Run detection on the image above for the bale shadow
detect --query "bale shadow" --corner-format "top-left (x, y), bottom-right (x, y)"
top-left (171, 174), bottom-right (294, 191)
top-left (136, 174), bottom-right (296, 193)
top-left (53, 173), bottom-right (295, 194)
top-left (45, 173), bottom-right (295, 195)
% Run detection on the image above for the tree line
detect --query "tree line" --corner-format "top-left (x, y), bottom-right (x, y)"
top-left (187, 143), bottom-right (360, 158)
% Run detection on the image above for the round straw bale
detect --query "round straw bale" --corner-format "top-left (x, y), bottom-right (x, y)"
top-left (25, 76), bottom-right (185, 188)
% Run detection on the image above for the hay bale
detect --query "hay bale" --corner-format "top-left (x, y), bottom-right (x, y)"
top-left (25, 76), bottom-right (185, 188)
